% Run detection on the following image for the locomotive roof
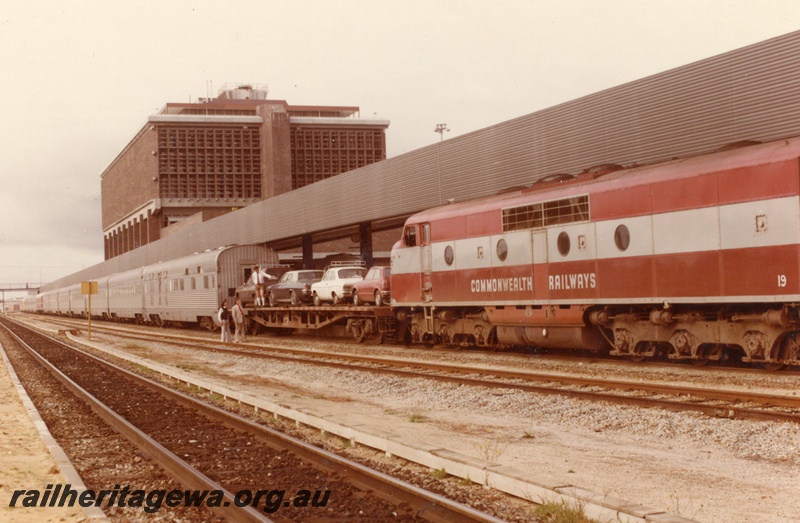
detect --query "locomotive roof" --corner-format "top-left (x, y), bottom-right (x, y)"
top-left (405, 135), bottom-right (800, 225)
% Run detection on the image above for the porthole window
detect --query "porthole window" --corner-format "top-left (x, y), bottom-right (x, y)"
top-left (496, 238), bottom-right (508, 262)
top-left (444, 245), bottom-right (454, 266)
top-left (614, 224), bottom-right (630, 251)
top-left (557, 231), bottom-right (571, 257)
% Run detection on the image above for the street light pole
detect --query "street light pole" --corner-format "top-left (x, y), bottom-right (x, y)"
top-left (434, 123), bottom-right (449, 141)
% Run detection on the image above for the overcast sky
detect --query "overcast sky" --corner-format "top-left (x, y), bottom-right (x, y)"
top-left (1, 0), bottom-right (798, 300)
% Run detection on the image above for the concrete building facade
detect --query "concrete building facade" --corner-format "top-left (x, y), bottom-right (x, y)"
top-left (101, 84), bottom-right (389, 260)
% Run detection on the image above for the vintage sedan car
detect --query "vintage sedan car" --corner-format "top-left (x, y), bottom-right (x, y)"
top-left (235, 265), bottom-right (289, 307)
top-left (310, 266), bottom-right (367, 306)
top-left (266, 269), bottom-right (324, 306)
top-left (351, 266), bottom-right (391, 306)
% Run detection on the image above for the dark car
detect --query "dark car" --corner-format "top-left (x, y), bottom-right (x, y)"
top-left (235, 265), bottom-right (289, 307)
top-left (351, 265), bottom-right (391, 306)
top-left (266, 270), bottom-right (325, 306)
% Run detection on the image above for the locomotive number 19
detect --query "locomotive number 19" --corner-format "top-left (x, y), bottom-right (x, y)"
top-left (778, 274), bottom-right (788, 287)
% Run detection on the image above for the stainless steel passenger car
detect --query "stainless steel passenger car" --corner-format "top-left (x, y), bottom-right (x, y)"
top-left (40, 245), bottom-right (276, 329)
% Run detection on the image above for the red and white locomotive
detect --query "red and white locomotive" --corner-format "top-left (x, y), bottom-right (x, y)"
top-left (391, 136), bottom-right (800, 368)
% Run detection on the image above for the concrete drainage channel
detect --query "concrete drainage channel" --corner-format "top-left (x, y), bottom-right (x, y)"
top-left (64, 332), bottom-right (694, 523)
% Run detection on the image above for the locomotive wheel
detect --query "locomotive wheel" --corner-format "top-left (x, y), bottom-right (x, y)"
top-left (374, 290), bottom-right (383, 307)
top-left (761, 362), bottom-right (785, 371)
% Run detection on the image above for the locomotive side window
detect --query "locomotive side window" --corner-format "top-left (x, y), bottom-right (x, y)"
top-left (496, 238), bottom-right (508, 261)
top-left (444, 245), bottom-right (454, 266)
top-left (614, 224), bottom-right (631, 251)
top-left (557, 231), bottom-right (571, 256)
top-left (502, 194), bottom-right (589, 232)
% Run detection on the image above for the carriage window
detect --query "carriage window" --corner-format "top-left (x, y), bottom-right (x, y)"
top-left (444, 245), bottom-right (454, 266)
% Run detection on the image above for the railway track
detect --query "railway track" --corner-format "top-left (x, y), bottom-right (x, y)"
top-left (1, 318), bottom-right (510, 522)
top-left (28, 316), bottom-right (800, 425)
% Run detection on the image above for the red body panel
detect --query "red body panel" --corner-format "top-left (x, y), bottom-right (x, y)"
top-left (392, 139), bottom-right (800, 308)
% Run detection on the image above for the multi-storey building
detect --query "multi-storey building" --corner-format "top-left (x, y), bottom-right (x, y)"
top-left (101, 84), bottom-right (389, 260)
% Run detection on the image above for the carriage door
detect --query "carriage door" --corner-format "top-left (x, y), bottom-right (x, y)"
top-left (420, 223), bottom-right (433, 302)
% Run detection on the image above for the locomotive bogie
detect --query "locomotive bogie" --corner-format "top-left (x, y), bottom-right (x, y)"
top-left (588, 303), bottom-right (800, 365)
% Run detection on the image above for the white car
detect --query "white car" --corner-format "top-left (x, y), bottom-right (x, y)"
top-left (310, 266), bottom-right (367, 305)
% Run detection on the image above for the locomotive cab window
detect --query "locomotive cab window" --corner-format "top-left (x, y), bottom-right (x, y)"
top-left (404, 226), bottom-right (417, 247)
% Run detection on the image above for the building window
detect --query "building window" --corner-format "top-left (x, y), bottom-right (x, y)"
top-left (289, 127), bottom-right (386, 189)
top-left (157, 126), bottom-right (262, 200)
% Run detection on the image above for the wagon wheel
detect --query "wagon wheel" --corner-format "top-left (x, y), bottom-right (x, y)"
top-left (351, 322), bottom-right (367, 343)
top-left (371, 330), bottom-right (385, 345)
top-left (248, 318), bottom-right (261, 336)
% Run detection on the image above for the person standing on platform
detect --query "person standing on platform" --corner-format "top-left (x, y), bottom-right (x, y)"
top-left (218, 300), bottom-right (232, 343)
top-left (232, 297), bottom-right (246, 343)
